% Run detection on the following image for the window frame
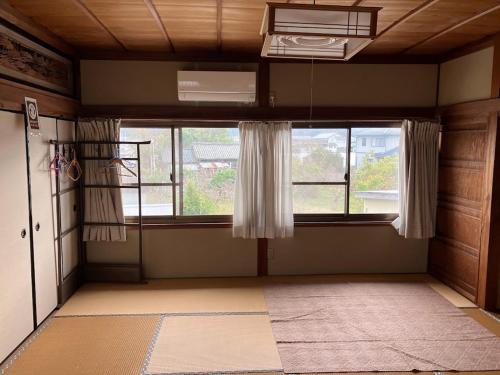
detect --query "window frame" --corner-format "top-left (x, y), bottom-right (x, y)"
top-left (121, 121), bottom-right (400, 225)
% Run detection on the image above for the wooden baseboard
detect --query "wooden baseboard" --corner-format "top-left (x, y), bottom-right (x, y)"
top-left (84, 263), bottom-right (141, 283)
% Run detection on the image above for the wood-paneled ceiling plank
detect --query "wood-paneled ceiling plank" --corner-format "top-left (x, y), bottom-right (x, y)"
top-left (367, 0), bottom-right (500, 54)
top-left (7, 0), bottom-right (119, 49)
top-left (143, 0), bottom-right (174, 52)
top-left (5, 0), bottom-right (500, 58)
top-left (0, 0), bottom-right (76, 55)
top-left (73, 0), bottom-right (127, 50)
top-left (77, 0), bottom-right (172, 52)
top-left (412, 9), bottom-right (500, 55)
top-left (154, 0), bottom-right (217, 52)
top-left (402, 4), bottom-right (500, 54)
top-left (216, 0), bottom-right (222, 51)
top-left (356, 0), bottom-right (430, 35)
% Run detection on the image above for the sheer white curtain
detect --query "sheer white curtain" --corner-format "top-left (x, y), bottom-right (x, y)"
top-left (233, 121), bottom-right (294, 239)
top-left (392, 119), bottom-right (440, 239)
top-left (78, 118), bottom-right (127, 241)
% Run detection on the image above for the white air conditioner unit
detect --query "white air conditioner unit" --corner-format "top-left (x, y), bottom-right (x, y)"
top-left (177, 71), bottom-right (256, 103)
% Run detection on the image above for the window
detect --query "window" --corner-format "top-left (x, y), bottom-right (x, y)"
top-left (121, 123), bottom-right (399, 223)
top-left (292, 126), bottom-right (400, 217)
top-left (374, 137), bottom-right (385, 147)
top-left (120, 126), bottom-right (239, 218)
top-left (292, 129), bottom-right (347, 214)
top-left (350, 128), bottom-right (400, 214)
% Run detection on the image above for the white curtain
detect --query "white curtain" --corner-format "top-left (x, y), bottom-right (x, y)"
top-left (78, 119), bottom-right (126, 241)
top-left (233, 121), bottom-right (294, 239)
top-left (392, 119), bottom-right (440, 239)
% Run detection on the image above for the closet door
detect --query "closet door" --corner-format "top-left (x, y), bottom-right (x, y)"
top-left (29, 117), bottom-right (58, 325)
top-left (0, 111), bottom-right (34, 362)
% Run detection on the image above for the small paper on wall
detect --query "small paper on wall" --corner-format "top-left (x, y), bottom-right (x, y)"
top-left (24, 97), bottom-right (41, 137)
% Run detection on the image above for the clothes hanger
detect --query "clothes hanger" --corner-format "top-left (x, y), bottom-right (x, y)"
top-left (102, 157), bottom-right (137, 177)
top-left (66, 145), bottom-right (82, 182)
top-left (49, 147), bottom-right (69, 176)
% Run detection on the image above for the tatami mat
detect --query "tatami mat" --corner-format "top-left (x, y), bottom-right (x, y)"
top-left (56, 278), bottom-right (267, 316)
top-left (3, 315), bottom-right (160, 375)
top-left (464, 308), bottom-right (500, 336)
top-left (145, 315), bottom-right (283, 375)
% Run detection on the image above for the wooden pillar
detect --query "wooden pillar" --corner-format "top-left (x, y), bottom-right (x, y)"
top-left (257, 238), bottom-right (268, 276)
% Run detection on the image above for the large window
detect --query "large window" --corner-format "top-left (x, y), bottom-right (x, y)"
top-left (121, 124), bottom-right (399, 222)
top-left (292, 126), bottom-right (400, 217)
top-left (120, 126), bottom-right (239, 218)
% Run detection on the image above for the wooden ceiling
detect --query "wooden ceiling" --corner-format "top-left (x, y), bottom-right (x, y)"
top-left (5, 0), bottom-right (500, 57)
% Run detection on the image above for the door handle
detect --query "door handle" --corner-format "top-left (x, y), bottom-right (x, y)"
top-left (21, 228), bottom-right (26, 238)
top-left (35, 222), bottom-right (40, 232)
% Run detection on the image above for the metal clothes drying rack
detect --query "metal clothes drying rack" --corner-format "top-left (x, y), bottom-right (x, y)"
top-left (49, 139), bottom-right (151, 284)
top-left (78, 140), bottom-right (151, 283)
top-left (49, 140), bottom-right (82, 304)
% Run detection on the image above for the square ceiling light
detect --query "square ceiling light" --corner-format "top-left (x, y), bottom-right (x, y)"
top-left (260, 2), bottom-right (381, 61)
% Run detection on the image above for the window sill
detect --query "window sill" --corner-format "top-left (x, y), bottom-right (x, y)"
top-left (124, 215), bottom-right (397, 230)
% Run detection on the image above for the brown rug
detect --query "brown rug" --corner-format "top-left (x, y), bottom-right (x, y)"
top-left (264, 280), bottom-right (500, 373)
top-left (3, 315), bottom-right (160, 375)
top-left (145, 315), bottom-right (283, 374)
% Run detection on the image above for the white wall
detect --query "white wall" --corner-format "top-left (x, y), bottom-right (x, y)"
top-left (269, 226), bottom-right (427, 275)
top-left (87, 228), bottom-right (258, 278)
top-left (80, 60), bottom-right (258, 106)
top-left (438, 47), bottom-right (494, 106)
top-left (81, 60), bottom-right (438, 107)
top-left (270, 63), bottom-right (438, 107)
top-left (86, 226), bottom-right (428, 278)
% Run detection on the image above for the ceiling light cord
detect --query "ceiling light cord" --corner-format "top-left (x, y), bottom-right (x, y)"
top-left (309, 56), bottom-right (314, 128)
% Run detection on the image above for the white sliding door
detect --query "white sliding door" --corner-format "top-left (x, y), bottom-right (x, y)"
top-left (29, 117), bottom-right (58, 325)
top-left (0, 111), bottom-right (34, 362)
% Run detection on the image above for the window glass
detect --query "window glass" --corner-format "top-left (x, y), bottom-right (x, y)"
top-left (179, 128), bottom-right (239, 216)
top-left (349, 128), bottom-right (400, 214)
top-left (292, 129), bottom-right (348, 214)
top-left (292, 129), bottom-right (347, 182)
top-left (120, 128), bottom-right (173, 216)
top-left (293, 185), bottom-right (345, 214)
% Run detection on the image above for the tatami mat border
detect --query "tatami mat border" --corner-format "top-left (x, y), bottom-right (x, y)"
top-left (55, 311), bottom-right (270, 318)
top-left (141, 315), bottom-right (167, 375)
top-left (145, 370), bottom-right (284, 375)
top-left (0, 317), bottom-right (53, 374)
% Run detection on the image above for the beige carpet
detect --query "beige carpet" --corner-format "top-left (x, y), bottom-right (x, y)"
top-left (145, 315), bottom-right (283, 375)
top-left (56, 278), bottom-right (267, 316)
top-left (3, 315), bottom-right (160, 375)
top-left (264, 281), bottom-right (500, 373)
top-left (264, 274), bottom-right (477, 308)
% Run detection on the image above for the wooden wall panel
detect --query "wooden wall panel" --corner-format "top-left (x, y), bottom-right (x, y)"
top-left (0, 78), bottom-right (79, 119)
top-left (430, 99), bottom-right (500, 309)
top-left (440, 130), bottom-right (487, 162)
top-left (438, 166), bottom-right (484, 203)
top-left (436, 207), bottom-right (481, 250)
top-left (429, 239), bottom-right (479, 300)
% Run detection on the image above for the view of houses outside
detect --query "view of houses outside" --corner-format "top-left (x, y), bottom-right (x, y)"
top-left (119, 126), bottom-right (400, 217)
top-left (120, 127), bottom-right (239, 216)
top-left (350, 128), bottom-right (400, 213)
top-left (291, 127), bottom-right (400, 214)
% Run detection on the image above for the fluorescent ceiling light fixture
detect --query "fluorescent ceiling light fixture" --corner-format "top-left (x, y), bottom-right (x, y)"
top-left (260, 2), bottom-right (381, 61)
